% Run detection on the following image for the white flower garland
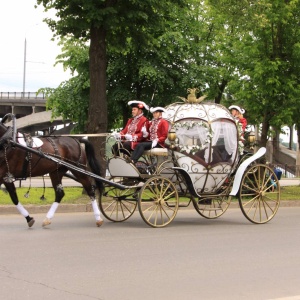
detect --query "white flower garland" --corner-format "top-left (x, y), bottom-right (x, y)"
top-left (173, 121), bottom-right (213, 154)
top-left (236, 121), bottom-right (245, 155)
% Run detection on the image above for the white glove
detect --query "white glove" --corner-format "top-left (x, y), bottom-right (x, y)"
top-left (141, 125), bottom-right (148, 138)
top-left (151, 139), bottom-right (158, 148)
top-left (125, 134), bottom-right (133, 141)
top-left (112, 132), bottom-right (121, 140)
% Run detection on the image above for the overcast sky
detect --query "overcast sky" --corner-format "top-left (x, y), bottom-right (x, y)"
top-left (0, 0), bottom-right (71, 92)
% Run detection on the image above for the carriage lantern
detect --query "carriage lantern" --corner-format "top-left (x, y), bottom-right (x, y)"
top-left (248, 131), bottom-right (256, 143)
top-left (167, 126), bottom-right (177, 149)
top-left (248, 131), bottom-right (256, 149)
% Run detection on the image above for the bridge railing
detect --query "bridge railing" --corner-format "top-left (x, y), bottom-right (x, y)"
top-left (0, 92), bottom-right (46, 99)
top-left (270, 163), bottom-right (300, 178)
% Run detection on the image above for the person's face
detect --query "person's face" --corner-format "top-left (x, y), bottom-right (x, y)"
top-left (132, 107), bottom-right (142, 117)
top-left (231, 109), bottom-right (239, 117)
top-left (152, 111), bottom-right (162, 119)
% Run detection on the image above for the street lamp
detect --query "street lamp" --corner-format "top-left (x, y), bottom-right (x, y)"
top-left (22, 24), bottom-right (45, 98)
top-left (22, 38), bottom-right (27, 97)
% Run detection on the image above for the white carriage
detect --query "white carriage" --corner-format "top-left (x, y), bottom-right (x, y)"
top-left (100, 90), bottom-right (280, 227)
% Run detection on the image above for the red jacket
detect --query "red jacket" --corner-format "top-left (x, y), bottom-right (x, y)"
top-left (239, 117), bottom-right (247, 131)
top-left (120, 114), bottom-right (149, 149)
top-left (147, 118), bottom-right (169, 148)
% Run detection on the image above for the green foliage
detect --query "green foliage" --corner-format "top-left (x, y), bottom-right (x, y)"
top-left (37, 0), bottom-right (300, 147)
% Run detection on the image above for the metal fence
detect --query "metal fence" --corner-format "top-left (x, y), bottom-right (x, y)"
top-left (0, 92), bottom-right (46, 99)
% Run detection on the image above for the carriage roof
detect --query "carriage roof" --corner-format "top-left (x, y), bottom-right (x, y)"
top-left (162, 101), bottom-right (236, 124)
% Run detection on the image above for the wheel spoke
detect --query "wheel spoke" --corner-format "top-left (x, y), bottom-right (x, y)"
top-left (239, 164), bottom-right (280, 224)
top-left (138, 176), bottom-right (178, 227)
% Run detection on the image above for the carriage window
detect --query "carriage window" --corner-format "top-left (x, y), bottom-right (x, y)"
top-left (174, 120), bottom-right (210, 153)
top-left (174, 119), bottom-right (238, 163)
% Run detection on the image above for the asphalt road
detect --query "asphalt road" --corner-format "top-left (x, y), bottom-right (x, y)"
top-left (1, 208), bottom-right (300, 300)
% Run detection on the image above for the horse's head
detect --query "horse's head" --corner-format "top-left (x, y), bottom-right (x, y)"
top-left (0, 114), bottom-right (16, 144)
top-left (0, 121), bottom-right (9, 137)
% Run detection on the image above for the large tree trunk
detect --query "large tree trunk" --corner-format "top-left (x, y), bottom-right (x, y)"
top-left (215, 78), bottom-right (228, 104)
top-left (260, 111), bottom-right (270, 148)
top-left (87, 24), bottom-right (108, 176)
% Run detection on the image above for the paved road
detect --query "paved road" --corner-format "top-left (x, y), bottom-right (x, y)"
top-left (1, 208), bottom-right (300, 300)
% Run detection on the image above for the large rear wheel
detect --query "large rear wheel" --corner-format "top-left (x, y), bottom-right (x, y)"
top-left (238, 164), bottom-right (280, 224)
top-left (138, 176), bottom-right (179, 228)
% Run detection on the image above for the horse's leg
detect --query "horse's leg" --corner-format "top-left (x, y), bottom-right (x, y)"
top-left (71, 171), bottom-right (103, 227)
top-left (42, 171), bottom-right (65, 227)
top-left (4, 182), bottom-right (35, 227)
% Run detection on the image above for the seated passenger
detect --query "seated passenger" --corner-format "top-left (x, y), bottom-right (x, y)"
top-left (112, 100), bottom-right (149, 156)
top-left (129, 107), bottom-right (169, 164)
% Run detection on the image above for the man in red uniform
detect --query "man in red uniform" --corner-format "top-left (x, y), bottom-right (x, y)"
top-left (129, 106), bottom-right (169, 164)
top-left (229, 105), bottom-right (247, 131)
top-left (112, 100), bottom-right (149, 155)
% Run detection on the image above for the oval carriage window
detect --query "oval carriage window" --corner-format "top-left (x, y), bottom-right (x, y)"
top-left (174, 119), bottom-right (239, 164)
top-left (208, 119), bottom-right (239, 164)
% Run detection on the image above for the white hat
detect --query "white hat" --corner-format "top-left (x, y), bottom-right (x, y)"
top-left (150, 106), bottom-right (166, 113)
top-left (229, 105), bottom-right (245, 114)
top-left (128, 100), bottom-right (149, 111)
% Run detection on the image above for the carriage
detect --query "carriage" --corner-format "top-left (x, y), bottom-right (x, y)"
top-left (100, 92), bottom-right (281, 227)
top-left (0, 90), bottom-right (280, 228)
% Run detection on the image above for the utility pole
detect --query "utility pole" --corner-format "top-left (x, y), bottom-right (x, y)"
top-left (22, 38), bottom-right (27, 98)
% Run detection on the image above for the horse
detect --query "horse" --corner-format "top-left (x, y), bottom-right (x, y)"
top-left (0, 117), bottom-right (104, 228)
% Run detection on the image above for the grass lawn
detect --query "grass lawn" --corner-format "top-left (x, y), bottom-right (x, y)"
top-left (0, 185), bottom-right (299, 205)
top-left (0, 187), bottom-right (89, 205)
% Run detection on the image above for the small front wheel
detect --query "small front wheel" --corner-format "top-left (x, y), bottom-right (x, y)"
top-left (138, 176), bottom-right (179, 228)
top-left (238, 164), bottom-right (280, 224)
top-left (99, 180), bottom-right (138, 222)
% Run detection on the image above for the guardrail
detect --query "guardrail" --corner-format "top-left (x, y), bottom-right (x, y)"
top-left (270, 163), bottom-right (300, 178)
top-left (0, 92), bottom-right (46, 99)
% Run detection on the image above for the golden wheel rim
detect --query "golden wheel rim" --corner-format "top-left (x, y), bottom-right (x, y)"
top-left (99, 181), bottom-right (137, 222)
top-left (138, 176), bottom-right (179, 228)
top-left (193, 195), bottom-right (231, 219)
top-left (239, 164), bottom-right (280, 224)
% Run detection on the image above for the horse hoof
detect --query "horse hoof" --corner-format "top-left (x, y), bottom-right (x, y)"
top-left (42, 218), bottom-right (51, 227)
top-left (96, 219), bottom-right (104, 227)
top-left (27, 218), bottom-right (35, 228)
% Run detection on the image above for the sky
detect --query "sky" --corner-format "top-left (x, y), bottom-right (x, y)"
top-left (0, 0), bottom-right (72, 92)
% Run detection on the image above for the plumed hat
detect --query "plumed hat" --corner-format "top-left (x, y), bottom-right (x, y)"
top-left (150, 106), bottom-right (166, 113)
top-left (128, 100), bottom-right (149, 111)
top-left (229, 105), bottom-right (245, 114)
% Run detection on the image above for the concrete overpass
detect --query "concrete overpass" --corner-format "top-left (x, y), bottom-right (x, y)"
top-left (0, 92), bottom-right (71, 134)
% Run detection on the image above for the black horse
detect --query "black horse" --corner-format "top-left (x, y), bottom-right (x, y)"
top-left (0, 118), bottom-right (104, 228)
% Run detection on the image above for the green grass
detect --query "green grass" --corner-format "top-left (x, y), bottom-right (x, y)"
top-left (0, 187), bottom-right (90, 205)
top-left (0, 185), bottom-right (299, 205)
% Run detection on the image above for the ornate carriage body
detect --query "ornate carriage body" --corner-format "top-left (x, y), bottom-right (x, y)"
top-left (102, 92), bottom-right (280, 228)
top-left (163, 101), bottom-right (241, 195)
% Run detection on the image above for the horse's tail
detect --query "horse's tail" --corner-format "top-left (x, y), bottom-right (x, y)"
top-left (79, 139), bottom-right (104, 194)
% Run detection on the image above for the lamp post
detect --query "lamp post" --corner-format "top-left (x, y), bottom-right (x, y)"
top-left (22, 38), bottom-right (27, 98)
top-left (22, 23), bottom-right (44, 98)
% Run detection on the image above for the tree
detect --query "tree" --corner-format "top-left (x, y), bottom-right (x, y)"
top-left (207, 0), bottom-right (300, 147)
top-left (36, 0), bottom-right (190, 171)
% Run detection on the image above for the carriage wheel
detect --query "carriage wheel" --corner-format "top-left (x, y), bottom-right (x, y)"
top-left (238, 164), bottom-right (280, 224)
top-left (192, 195), bottom-right (231, 219)
top-left (99, 180), bottom-right (138, 222)
top-left (138, 176), bottom-right (179, 228)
